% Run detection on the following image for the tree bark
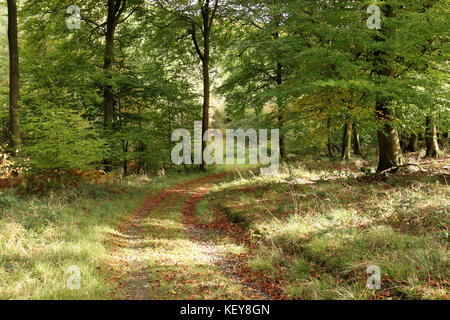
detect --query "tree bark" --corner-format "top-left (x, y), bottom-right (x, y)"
top-left (376, 104), bottom-right (404, 171)
top-left (373, 5), bottom-right (404, 172)
top-left (7, 0), bottom-right (21, 152)
top-left (103, 0), bottom-right (118, 130)
top-left (190, 1), bottom-right (217, 172)
top-left (327, 118), bottom-right (333, 158)
top-left (123, 160), bottom-right (128, 176)
top-left (352, 124), bottom-right (362, 155)
top-left (440, 131), bottom-right (448, 147)
top-left (437, 127), bottom-right (447, 148)
top-left (273, 14), bottom-right (285, 160)
top-left (102, 0), bottom-right (127, 171)
top-left (405, 133), bottom-right (418, 152)
top-left (201, 32), bottom-right (210, 172)
top-left (399, 133), bottom-right (407, 150)
top-left (341, 121), bottom-right (352, 160)
top-left (425, 116), bottom-right (442, 158)
top-left (276, 61), bottom-right (285, 159)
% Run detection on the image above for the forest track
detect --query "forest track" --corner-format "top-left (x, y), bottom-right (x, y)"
top-left (107, 172), bottom-right (268, 300)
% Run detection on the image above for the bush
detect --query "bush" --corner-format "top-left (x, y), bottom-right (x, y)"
top-left (21, 106), bottom-right (105, 189)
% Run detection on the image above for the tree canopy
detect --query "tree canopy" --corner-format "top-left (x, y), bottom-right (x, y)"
top-left (0, 0), bottom-right (448, 180)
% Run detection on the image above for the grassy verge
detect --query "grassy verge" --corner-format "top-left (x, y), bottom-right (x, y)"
top-left (196, 156), bottom-right (449, 300)
top-left (0, 173), bottom-right (200, 299)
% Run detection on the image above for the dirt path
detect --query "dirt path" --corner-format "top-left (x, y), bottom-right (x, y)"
top-left (106, 173), bottom-right (268, 300)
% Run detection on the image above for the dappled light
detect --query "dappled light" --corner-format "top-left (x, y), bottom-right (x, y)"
top-left (0, 0), bottom-right (448, 305)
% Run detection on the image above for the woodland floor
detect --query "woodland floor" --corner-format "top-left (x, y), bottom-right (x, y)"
top-left (107, 172), bottom-right (270, 300)
top-left (0, 152), bottom-right (448, 300)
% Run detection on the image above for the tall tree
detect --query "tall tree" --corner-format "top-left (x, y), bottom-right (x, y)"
top-left (273, 11), bottom-right (285, 159)
top-left (7, 0), bottom-right (21, 152)
top-left (150, 0), bottom-right (221, 171)
top-left (191, 0), bottom-right (218, 170)
top-left (102, 0), bottom-right (129, 170)
top-left (218, 0), bottom-right (292, 159)
top-left (372, 4), bottom-right (404, 171)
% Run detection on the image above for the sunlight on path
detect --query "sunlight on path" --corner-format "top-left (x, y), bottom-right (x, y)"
top-left (107, 174), bottom-right (265, 300)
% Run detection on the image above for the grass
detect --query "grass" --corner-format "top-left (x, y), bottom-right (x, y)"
top-left (196, 154), bottom-right (449, 300)
top-left (0, 172), bottom-right (206, 299)
top-left (1, 151), bottom-right (448, 300)
top-left (108, 172), bottom-right (256, 300)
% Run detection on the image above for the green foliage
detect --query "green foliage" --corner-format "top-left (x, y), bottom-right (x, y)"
top-left (20, 106), bottom-right (104, 186)
top-left (218, 0), bottom-right (449, 158)
top-left (0, 0), bottom-right (448, 301)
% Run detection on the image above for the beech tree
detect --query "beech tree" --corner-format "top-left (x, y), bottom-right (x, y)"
top-left (148, 0), bottom-right (223, 170)
top-left (218, 0), bottom-right (292, 159)
top-left (0, 0), bottom-right (447, 178)
top-left (7, 0), bottom-right (21, 152)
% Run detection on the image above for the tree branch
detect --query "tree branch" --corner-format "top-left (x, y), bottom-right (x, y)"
top-left (208, 0), bottom-right (219, 31)
top-left (191, 22), bottom-right (204, 61)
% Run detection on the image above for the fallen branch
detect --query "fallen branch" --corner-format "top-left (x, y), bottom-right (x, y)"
top-left (378, 163), bottom-right (426, 175)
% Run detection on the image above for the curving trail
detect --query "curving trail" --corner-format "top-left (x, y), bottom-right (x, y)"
top-left (106, 173), bottom-right (269, 300)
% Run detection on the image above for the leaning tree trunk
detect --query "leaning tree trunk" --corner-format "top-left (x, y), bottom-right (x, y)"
top-left (353, 124), bottom-right (362, 155)
top-left (425, 116), bottom-right (442, 158)
top-left (341, 121), bottom-right (352, 160)
top-left (7, 0), bottom-right (21, 153)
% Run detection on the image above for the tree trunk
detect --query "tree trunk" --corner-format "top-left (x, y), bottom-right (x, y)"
top-left (167, 105), bottom-right (173, 168)
top-left (327, 118), bottom-right (333, 158)
top-left (198, 4), bottom-right (212, 172)
top-left (405, 133), bottom-right (418, 152)
top-left (441, 131), bottom-right (448, 147)
top-left (102, 0), bottom-right (125, 172)
top-left (341, 121), bottom-right (352, 160)
top-left (273, 18), bottom-right (285, 160)
top-left (352, 124), bottom-right (362, 155)
top-left (376, 104), bottom-right (404, 171)
top-left (201, 54), bottom-right (210, 171)
top-left (399, 133), bottom-right (407, 150)
top-left (333, 144), bottom-right (340, 153)
top-left (425, 116), bottom-right (442, 158)
top-left (7, 0), bottom-right (21, 152)
top-left (188, 2), bottom-right (218, 171)
top-left (437, 128), bottom-right (447, 148)
top-left (276, 61), bottom-right (285, 159)
top-left (373, 5), bottom-right (404, 172)
top-left (103, 0), bottom-right (117, 130)
top-left (123, 160), bottom-right (128, 177)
